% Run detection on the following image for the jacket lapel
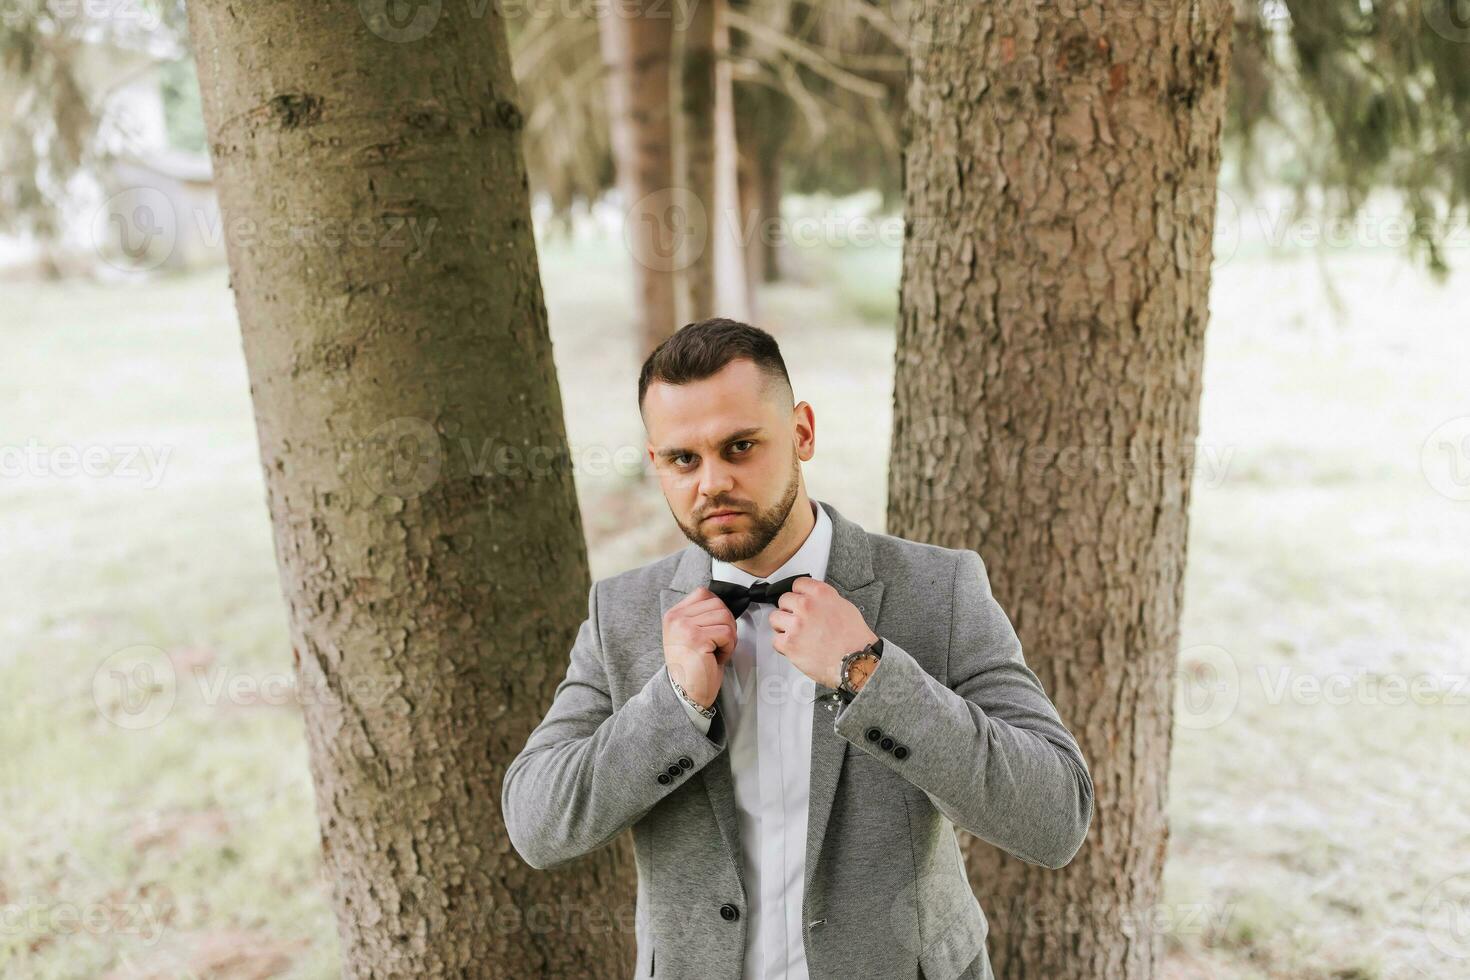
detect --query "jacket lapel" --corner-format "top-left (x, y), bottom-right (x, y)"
top-left (803, 501), bottom-right (884, 899)
top-left (658, 499), bottom-right (885, 902)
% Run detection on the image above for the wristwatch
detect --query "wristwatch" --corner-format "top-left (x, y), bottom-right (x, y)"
top-left (837, 637), bottom-right (884, 704)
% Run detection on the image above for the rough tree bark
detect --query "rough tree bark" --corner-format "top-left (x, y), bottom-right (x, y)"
top-left (600, 0), bottom-right (678, 352)
top-left (186, 2), bottom-right (635, 976)
top-left (889, 2), bottom-right (1232, 978)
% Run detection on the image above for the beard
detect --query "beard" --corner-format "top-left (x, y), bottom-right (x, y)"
top-left (671, 456), bottom-right (802, 563)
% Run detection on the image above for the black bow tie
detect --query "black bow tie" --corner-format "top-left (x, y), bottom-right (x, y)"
top-left (708, 573), bottom-right (811, 618)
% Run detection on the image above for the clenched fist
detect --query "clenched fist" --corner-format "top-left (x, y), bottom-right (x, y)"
top-left (663, 587), bottom-right (737, 710)
top-left (770, 577), bottom-right (879, 689)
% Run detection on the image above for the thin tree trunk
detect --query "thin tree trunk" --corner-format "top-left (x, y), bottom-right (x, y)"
top-left (601, 0), bottom-right (678, 352)
top-left (736, 138), bottom-right (763, 316)
top-left (677, 0), bottom-right (746, 324)
top-left (890, 3), bottom-right (1233, 978)
top-left (185, 2), bottom-right (635, 976)
top-left (735, 83), bottom-right (791, 286)
top-left (707, 0), bottom-right (748, 322)
top-left (758, 139), bottom-right (783, 284)
top-left (678, 0), bottom-right (717, 323)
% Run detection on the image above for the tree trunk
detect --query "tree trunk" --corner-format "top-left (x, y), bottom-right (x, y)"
top-left (734, 83), bottom-right (791, 286)
top-left (736, 138), bottom-right (763, 316)
top-left (890, 4), bottom-right (1232, 979)
top-left (677, 0), bottom-right (718, 324)
top-left (707, 0), bottom-right (748, 322)
top-left (677, 0), bottom-right (746, 324)
top-left (600, 0), bottom-right (679, 352)
top-left (758, 139), bottom-right (783, 284)
top-left (186, 2), bottom-right (635, 976)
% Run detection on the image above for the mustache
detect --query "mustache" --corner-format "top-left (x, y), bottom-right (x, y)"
top-left (698, 504), bottom-right (750, 519)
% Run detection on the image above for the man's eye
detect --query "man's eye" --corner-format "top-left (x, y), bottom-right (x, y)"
top-left (672, 442), bottom-right (750, 467)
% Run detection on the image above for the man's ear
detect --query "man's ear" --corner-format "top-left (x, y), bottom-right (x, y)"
top-left (792, 402), bottom-right (816, 460)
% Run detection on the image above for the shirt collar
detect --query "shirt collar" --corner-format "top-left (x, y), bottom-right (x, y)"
top-left (711, 497), bottom-right (832, 588)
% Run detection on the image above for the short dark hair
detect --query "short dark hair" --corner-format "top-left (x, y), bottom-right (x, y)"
top-left (637, 317), bottom-right (793, 413)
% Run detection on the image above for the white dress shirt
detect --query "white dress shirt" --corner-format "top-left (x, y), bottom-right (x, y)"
top-left (669, 497), bottom-right (831, 980)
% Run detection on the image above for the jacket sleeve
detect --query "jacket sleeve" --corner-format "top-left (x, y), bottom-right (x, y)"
top-left (500, 580), bottom-right (728, 870)
top-left (831, 548), bottom-right (1094, 869)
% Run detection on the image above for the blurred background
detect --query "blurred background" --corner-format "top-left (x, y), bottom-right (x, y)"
top-left (3, 1), bottom-right (1468, 978)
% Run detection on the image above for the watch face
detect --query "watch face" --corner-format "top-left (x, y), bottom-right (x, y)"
top-left (844, 652), bottom-right (879, 690)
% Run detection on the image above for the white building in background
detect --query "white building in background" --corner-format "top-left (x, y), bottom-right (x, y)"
top-left (0, 11), bottom-right (225, 280)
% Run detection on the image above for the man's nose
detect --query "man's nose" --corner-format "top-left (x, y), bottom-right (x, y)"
top-left (698, 459), bottom-right (735, 497)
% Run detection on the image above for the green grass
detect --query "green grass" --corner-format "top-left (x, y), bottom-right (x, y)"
top-left (3, 210), bottom-right (1468, 977)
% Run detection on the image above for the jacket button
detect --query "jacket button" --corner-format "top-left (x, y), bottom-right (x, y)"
top-left (719, 903), bottom-right (739, 921)
top-left (677, 756), bottom-right (693, 770)
top-left (892, 744), bottom-right (909, 760)
top-left (657, 772), bottom-right (672, 785)
top-left (865, 727), bottom-right (882, 742)
top-left (667, 764), bottom-right (682, 777)
top-left (879, 736), bottom-right (895, 752)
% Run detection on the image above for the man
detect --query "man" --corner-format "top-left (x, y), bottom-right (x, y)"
top-left (502, 318), bottom-right (1094, 979)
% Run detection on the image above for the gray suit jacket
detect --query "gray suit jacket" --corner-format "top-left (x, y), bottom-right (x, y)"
top-left (501, 499), bottom-right (1094, 980)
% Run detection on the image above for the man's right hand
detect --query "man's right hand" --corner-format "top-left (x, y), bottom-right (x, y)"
top-left (663, 587), bottom-right (737, 710)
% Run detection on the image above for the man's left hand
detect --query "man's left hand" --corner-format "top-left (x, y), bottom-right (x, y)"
top-left (769, 578), bottom-right (879, 689)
